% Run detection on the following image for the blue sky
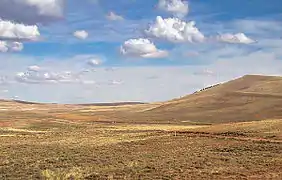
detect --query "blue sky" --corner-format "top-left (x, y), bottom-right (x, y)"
top-left (0, 0), bottom-right (281, 103)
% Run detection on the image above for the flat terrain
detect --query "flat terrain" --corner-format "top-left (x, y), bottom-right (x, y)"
top-left (1, 105), bottom-right (282, 180)
top-left (1, 118), bottom-right (282, 180)
top-left (1, 75), bottom-right (282, 179)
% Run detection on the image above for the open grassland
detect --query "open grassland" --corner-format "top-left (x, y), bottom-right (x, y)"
top-left (1, 116), bottom-right (282, 180)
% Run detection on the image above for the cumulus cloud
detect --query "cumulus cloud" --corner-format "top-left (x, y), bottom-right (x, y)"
top-left (0, 41), bottom-right (23, 52)
top-left (106, 12), bottom-right (124, 21)
top-left (145, 16), bottom-right (205, 43)
top-left (158, 0), bottom-right (189, 18)
top-left (120, 38), bottom-right (168, 58)
top-left (217, 33), bottom-right (255, 44)
top-left (73, 30), bottom-right (89, 40)
top-left (0, 20), bottom-right (40, 41)
top-left (0, 0), bottom-right (64, 24)
top-left (15, 71), bottom-right (80, 84)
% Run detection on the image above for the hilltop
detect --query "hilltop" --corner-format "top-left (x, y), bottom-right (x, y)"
top-left (135, 75), bottom-right (282, 123)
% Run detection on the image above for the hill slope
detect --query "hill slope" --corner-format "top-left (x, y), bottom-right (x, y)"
top-left (1, 75), bottom-right (282, 125)
top-left (139, 75), bottom-right (282, 123)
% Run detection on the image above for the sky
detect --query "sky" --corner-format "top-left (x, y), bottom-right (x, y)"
top-left (0, 0), bottom-right (281, 103)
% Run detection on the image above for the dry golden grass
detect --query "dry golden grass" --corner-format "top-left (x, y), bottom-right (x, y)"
top-left (0, 128), bottom-right (49, 133)
top-left (138, 75), bottom-right (282, 123)
top-left (188, 119), bottom-right (282, 140)
top-left (109, 124), bottom-right (207, 131)
top-left (1, 120), bottom-right (282, 179)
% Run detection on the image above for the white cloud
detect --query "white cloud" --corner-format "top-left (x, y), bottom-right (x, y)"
top-left (0, 0), bottom-right (64, 24)
top-left (158, 0), bottom-right (189, 18)
top-left (9, 42), bottom-right (24, 51)
top-left (145, 16), bottom-right (205, 43)
top-left (106, 12), bottom-right (124, 21)
top-left (0, 41), bottom-right (8, 52)
top-left (0, 20), bottom-right (40, 40)
top-left (120, 38), bottom-right (168, 58)
top-left (20, 0), bottom-right (64, 17)
top-left (15, 71), bottom-right (80, 84)
top-left (141, 51), bottom-right (169, 58)
top-left (0, 41), bottom-right (23, 52)
top-left (73, 30), bottom-right (89, 40)
top-left (217, 33), bottom-right (255, 44)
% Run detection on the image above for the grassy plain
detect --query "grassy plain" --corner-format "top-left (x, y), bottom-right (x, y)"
top-left (1, 110), bottom-right (281, 179)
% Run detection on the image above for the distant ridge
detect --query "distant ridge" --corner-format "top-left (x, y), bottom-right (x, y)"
top-left (13, 100), bottom-right (43, 105)
top-left (0, 99), bottom-right (146, 106)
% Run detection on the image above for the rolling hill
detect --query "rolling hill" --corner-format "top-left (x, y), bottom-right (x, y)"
top-left (1, 75), bottom-right (282, 125)
top-left (137, 75), bottom-right (282, 123)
